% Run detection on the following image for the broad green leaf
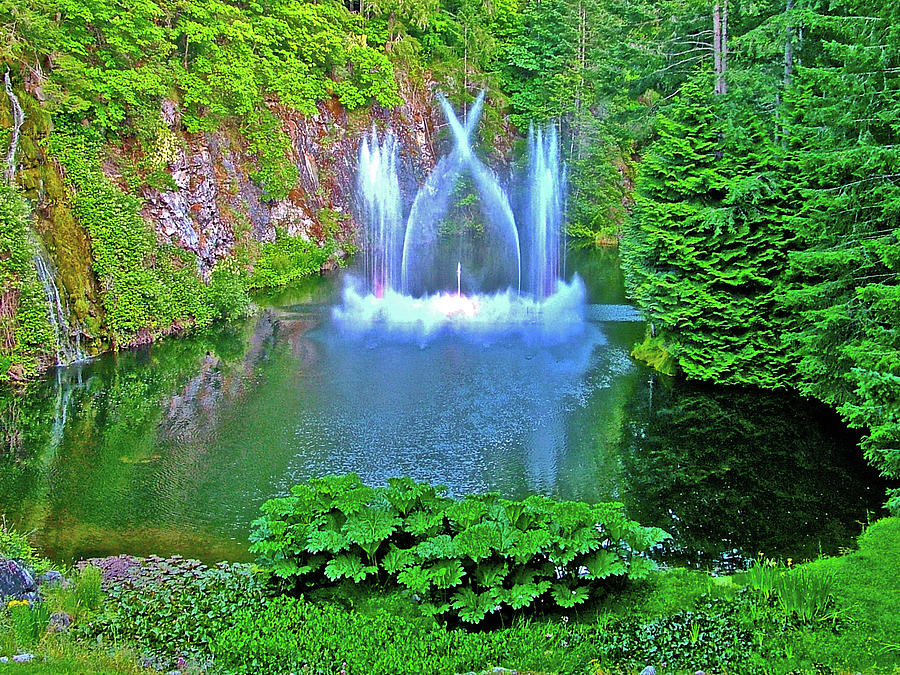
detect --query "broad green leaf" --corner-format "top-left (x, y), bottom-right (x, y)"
top-left (382, 545), bottom-right (415, 574)
top-left (429, 559), bottom-right (465, 589)
top-left (627, 556), bottom-right (657, 581)
top-left (324, 554), bottom-right (376, 583)
top-left (306, 527), bottom-right (349, 554)
top-left (416, 534), bottom-right (457, 560)
top-left (397, 565), bottom-right (432, 594)
top-left (551, 582), bottom-right (590, 608)
top-left (583, 550), bottom-right (626, 579)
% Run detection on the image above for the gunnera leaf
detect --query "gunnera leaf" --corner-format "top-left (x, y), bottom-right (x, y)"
top-left (551, 582), bottom-right (590, 608)
top-left (382, 545), bottom-right (415, 574)
top-left (324, 554), bottom-right (376, 583)
top-left (429, 559), bottom-right (465, 589)
top-left (452, 587), bottom-right (499, 624)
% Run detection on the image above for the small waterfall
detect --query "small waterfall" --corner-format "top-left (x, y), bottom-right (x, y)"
top-left (32, 242), bottom-right (85, 366)
top-left (4, 71), bottom-right (24, 184)
top-left (357, 127), bottom-right (403, 297)
top-left (5, 70), bottom-right (85, 367)
top-left (525, 123), bottom-right (566, 300)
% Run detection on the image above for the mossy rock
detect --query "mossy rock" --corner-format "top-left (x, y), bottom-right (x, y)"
top-left (632, 333), bottom-right (679, 376)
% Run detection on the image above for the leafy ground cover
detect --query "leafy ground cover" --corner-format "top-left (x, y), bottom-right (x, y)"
top-left (1, 493), bottom-right (897, 675)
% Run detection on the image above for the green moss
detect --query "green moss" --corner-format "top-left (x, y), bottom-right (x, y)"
top-left (0, 183), bottom-right (53, 380)
top-left (632, 332), bottom-right (679, 376)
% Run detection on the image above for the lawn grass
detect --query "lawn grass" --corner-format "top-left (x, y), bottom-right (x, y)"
top-left (1, 519), bottom-right (897, 674)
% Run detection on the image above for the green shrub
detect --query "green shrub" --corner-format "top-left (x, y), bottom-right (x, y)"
top-left (212, 596), bottom-right (478, 675)
top-left (249, 474), bottom-right (669, 624)
top-left (773, 567), bottom-right (835, 624)
top-left (248, 234), bottom-right (334, 290)
top-left (213, 592), bottom-right (787, 675)
top-left (7, 601), bottom-right (49, 647)
top-left (85, 560), bottom-right (265, 665)
top-left (0, 525), bottom-right (50, 574)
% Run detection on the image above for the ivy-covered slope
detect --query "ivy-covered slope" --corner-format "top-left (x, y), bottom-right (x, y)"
top-left (0, 0), bottom-right (445, 379)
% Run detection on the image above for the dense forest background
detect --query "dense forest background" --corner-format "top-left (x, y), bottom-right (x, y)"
top-left (0, 0), bottom-right (897, 509)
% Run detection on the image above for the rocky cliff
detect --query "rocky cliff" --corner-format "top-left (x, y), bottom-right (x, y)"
top-left (4, 71), bottom-right (450, 371)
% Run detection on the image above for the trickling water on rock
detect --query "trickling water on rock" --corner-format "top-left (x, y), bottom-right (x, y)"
top-left (32, 242), bottom-right (85, 367)
top-left (3, 71), bottom-right (24, 184)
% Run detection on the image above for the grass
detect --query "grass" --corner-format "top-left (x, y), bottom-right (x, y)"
top-left (791, 517), bottom-right (900, 673)
top-left (1, 519), bottom-right (897, 674)
top-left (0, 639), bottom-right (152, 675)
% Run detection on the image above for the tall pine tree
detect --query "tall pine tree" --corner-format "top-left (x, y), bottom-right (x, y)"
top-left (623, 76), bottom-right (794, 387)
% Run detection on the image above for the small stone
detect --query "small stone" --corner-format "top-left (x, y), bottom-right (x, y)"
top-left (38, 570), bottom-right (66, 587)
top-left (696, 671), bottom-right (706, 675)
top-left (0, 656), bottom-right (9, 663)
top-left (641, 668), bottom-right (656, 675)
top-left (13, 653), bottom-right (35, 662)
top-left (48, 611), bottom-right (73, 632)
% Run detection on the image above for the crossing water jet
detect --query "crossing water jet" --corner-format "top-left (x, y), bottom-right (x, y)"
top-left (339, 92), bottom-right (578, 343)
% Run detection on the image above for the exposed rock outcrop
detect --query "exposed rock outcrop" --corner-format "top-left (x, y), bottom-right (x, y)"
top-left (136, 78), bottom-right (441, 275)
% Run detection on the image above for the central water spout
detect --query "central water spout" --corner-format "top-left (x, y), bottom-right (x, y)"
top-left (400, 92), bottom-right (521, 297)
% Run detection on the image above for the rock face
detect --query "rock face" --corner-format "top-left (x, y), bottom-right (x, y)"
top-left (0, 558), bottom-right (38, 601)
top-left (135, 78), bottom-right (441, 275)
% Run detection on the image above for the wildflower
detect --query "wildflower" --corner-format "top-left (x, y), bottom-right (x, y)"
top-left (6, 599), bottom-right (29, 609)
top-left (787, 558), bottom-right (793, 567)
top-left (562, 615), bottom-right (569, 623)
top-left (546, 633), bottom-right (553, 639)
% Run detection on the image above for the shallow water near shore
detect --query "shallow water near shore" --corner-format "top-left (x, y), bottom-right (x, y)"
top-left (0, 248), bottom-right (887, 568)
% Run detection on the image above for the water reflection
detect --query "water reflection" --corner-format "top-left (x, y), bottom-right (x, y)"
top-left (0, 253), bottom-right (888, 566)
top-left (618, 375), bottom-right (887, 569)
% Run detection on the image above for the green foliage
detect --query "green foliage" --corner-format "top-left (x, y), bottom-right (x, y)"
top-left (242, 109), bottom-right (298, 202)
top-left (85, 559), bottom-right (265, 664)
top-left (3, 0), bottom-right (401, 134)
top-left (6, 601), bottom-right (49, 647)
top-left (0, 184), bottom-right (53, 380)
top-left (622, 77), bottom-right (795, 388)
top-left (778, 0), bottom-right (900, 496)
top-left (248, 233), bottom-right (335, 290)
top-left (250, 474), bottom-right (669, 624)
top-left (0, 523), bottom-right (50, 574)
top-left (43, 130), bottom-right (249, 343)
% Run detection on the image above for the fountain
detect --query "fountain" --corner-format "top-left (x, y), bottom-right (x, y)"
top-left (357, 127), bottom-right (403, 298)
top-left (525, 123), bottom-right (566, 300)
top-left (336, 93), bottom-right (583, 343)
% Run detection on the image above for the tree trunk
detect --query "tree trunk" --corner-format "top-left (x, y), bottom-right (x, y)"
top-left (713, 3), bottom-right (728, 95)
top-left (784, 0), bottom-right (794, 86)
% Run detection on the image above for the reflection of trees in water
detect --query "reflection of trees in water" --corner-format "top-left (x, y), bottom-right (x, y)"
top-left (617, 376), bottom-right (885, 568)
top-left (0, 314), bottom-right (285, 559)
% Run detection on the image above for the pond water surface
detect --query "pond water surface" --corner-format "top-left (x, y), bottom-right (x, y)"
top-left (0, 249), bottom-right (887, 568)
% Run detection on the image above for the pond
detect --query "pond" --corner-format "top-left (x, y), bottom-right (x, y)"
top-left (0, 248), bottom-right (887, 569)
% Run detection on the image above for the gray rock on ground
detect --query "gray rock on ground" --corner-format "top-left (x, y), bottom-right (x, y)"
top-left (0, 558), bottom-right (37, 600)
